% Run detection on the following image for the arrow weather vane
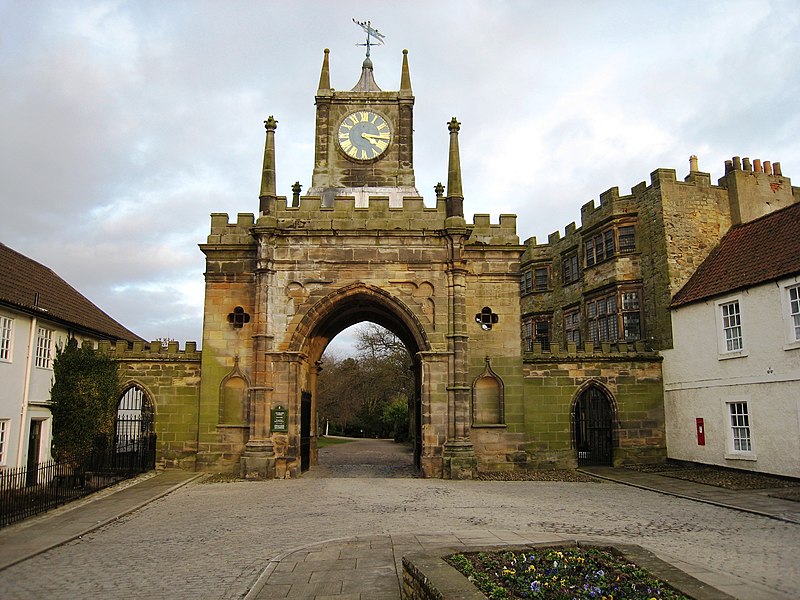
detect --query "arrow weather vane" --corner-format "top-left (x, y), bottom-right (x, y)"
top-left (353, 19), bottom-right (385, 58)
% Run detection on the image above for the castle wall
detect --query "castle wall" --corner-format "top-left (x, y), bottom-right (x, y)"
top-left (520, 157), bottom-right (799, 352)
top-left (523, 346), bottom-right (665, 468)
top-left (101, 341), bottom-right (202, 471)
top-left (127, 156), bottom-right (799, 476)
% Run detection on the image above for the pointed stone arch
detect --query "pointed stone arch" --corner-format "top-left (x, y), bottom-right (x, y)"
top-left (289, 281), bottom-right (432, 359)
top-left (281, 281), bottom-right (435, 475)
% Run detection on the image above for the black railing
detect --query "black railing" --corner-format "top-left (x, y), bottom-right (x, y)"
top-left (0, 433), bottom-right (156, 528)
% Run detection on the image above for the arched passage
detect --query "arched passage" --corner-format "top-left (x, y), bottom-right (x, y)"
top-left (289, 283), bottom-right (430, 473)
top-left (572, 382), bottom-right (616, 467)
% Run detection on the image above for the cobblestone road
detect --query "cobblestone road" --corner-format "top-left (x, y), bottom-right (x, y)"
top-left (1, 440), bottom-right (797, 599)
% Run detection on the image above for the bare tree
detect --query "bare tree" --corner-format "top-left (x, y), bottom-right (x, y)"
top-left (317, 323), bottom-right (413, 438)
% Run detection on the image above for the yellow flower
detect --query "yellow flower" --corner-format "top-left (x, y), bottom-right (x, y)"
top-left (501, 568), bottom-right (516, 575)
top-left (527, 565), bottom-right (536, 572)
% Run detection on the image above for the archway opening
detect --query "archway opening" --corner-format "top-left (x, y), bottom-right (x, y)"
top-left (573, 385), bottom-right (615, 467)
top-left (292, 285), bottom-right (428, 477)
top-left (310, 322), bottom-right (419, 477)
top-left (115, 384), bottom-right (156, 470)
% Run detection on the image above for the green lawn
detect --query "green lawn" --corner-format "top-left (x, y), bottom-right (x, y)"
top-left (317, 436), bottom-right (357, 448)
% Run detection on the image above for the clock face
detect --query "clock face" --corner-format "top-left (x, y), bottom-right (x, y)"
top-left (337, 111), bottom-right (392, 161)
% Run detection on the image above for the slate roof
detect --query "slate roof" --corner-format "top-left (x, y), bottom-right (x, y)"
top-left (671, 201), bottom-right (800, 308)
top-left (0, 243), bottom-right (143, 342)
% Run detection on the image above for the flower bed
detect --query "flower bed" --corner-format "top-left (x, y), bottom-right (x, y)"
top-left (446, 546), bottom-right (691, 599)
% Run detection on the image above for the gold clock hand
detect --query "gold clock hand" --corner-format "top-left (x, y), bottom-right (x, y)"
top-left (361, 132), bottom-right (390, 141)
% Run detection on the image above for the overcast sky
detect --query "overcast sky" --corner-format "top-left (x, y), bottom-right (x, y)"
top-left (2, 0), bottom-right (799, 353)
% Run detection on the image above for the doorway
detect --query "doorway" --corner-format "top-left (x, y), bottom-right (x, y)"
top-left (25, 419), bottom-right (42, 486)
top-left (574, 386), bottom-right (614, 466)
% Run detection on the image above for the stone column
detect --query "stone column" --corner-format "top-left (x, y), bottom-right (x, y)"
top-left (442, 233), bottom-right (477, 479)
top-left (241, 237), bottom-right (276, 479)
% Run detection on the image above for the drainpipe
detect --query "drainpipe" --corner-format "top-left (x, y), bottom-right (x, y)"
top-left (17, 316), bottom-right (37, 468)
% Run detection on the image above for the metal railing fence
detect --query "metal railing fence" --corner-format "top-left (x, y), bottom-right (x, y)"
top-left (0, 432), bottom-right (156, 528)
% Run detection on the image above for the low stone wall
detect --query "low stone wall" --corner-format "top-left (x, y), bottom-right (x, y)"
top-left (402, 541), bottom-right (734, 600)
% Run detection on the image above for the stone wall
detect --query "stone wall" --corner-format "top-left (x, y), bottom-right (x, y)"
top-left (100, 340), bottom-right (202, 471)
top-left (523, 345), bottom-right (665, 467)
top-left (520, 157), bottom-right (799, 352)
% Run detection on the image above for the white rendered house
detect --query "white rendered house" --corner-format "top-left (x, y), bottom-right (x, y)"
top-left (662, 202), bottom-right (800, 478)
top-left (0, 243), bottom-right (141, 471)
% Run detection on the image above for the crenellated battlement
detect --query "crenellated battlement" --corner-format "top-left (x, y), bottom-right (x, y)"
top-left (579, 186), bottom-right (639, 229)
top-left (467, 213), bottom-right (519, 245)
top-left (95, 339), bottom-right (202, 361)
top-left (208, 197), bottom-right (519, 245)
top-left (522, 156), bottom-right (798, 256)
top-left (207, 213), bottom-right (256, 245)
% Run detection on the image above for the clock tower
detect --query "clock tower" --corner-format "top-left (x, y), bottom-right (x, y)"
top-left (308, 48), bottom-right (419, 207)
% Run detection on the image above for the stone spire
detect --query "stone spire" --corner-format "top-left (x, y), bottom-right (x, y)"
top-left (317, 48), bottom-right (331, 92)
top-left (259, 116), bottom-right (278, 215)
top-left (351, 57), bottom-right (382, 92)
top-left (446, 117), bottom-right (464, 218)
top-left (400, 49), bottom-right (412, 93)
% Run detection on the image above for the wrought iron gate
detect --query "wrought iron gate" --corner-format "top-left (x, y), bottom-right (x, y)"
top-left (115, 385), bottom-right (156, 470)
top-left (574, 386), bottom-right (613, 466)
top-left (300, 391), bottom-right (312, 471)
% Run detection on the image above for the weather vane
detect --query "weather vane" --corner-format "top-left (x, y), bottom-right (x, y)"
top-left (353, 19), bottom-right (385, 58)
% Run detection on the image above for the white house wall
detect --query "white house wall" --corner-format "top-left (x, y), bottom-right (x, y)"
top-left (662, 276), bottom-right (800, 478)
top-left (0, 307), bottom-right (79, 468)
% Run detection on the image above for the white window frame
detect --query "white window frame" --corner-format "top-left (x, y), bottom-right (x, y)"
top-left (0, 316), bottom-right (13, 362)
top-left (779, 279), bottom-right (800, 350)
top-left (35, 326), bottom-right (54, 369)
top-left (0, 419), bottom-right (8, 465)
top-left (715, 296), bottom-right (746, 358)
top-left (724, 399), bottom-right (756, 460)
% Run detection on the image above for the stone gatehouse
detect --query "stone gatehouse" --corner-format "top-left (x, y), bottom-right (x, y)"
top-left (112, 48), bottom-right (684, 478)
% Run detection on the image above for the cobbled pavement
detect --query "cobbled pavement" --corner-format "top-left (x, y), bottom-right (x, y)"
top-left (0, 445), bottom-right (797, 599)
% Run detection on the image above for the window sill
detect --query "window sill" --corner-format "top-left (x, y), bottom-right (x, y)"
top-left (783, 341), bottom-right (800, 351)
top-left (471, 423), bottom-right (507, 429)
top-left (724, 452), bottom-right (757, 462)
top-left (718, 351), bottom-right (748, 361)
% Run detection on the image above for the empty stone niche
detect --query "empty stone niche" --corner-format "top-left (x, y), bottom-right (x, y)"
top-left (219, 359), bottom-right (249, 426)
top-left (472, 357), bottom-right (504, 426)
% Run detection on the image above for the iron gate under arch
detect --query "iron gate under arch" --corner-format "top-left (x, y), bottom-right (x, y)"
top-left (115, 385), bottom-right (156, 470)
top-left (574, 386), bottom-right (614, 467)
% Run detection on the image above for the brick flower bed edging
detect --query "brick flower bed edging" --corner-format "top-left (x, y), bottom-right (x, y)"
top-left (401, 540), bottom-right (735, 600)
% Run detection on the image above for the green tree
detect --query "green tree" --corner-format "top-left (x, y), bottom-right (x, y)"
top-left (382, 396), bottom-right (410, 442)
top-left (50, 337), bottom-right (120, 462)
